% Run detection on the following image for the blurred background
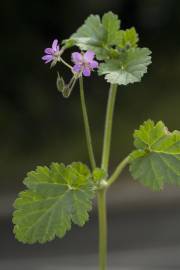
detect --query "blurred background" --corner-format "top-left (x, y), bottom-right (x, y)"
top-left (1, 0), bottom-right (180, 269)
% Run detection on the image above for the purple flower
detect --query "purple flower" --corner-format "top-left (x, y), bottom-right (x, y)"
top-left (42, 39), bottom-right (61, 65)
top-left (71, 50), bottom-right (99, 77)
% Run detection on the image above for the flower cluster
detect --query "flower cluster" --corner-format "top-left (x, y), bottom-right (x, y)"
top-left (42, 39), bottom-right (99, 97)
top-left (42, 39), bottom-right (99, 77)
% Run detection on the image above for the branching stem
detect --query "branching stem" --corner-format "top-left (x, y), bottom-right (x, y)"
top-left (107, 156), bottom-right (130, 187)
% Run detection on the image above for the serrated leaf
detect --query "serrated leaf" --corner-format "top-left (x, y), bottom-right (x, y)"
top-left (70, 14), bottom-right (106, 60)
top-left (118, 27), bottom-right (139, 49)
top-left (98, 47), bottom-right (152, 85)
top-left (133, 120), bottom-right (166, 149)
top-left (13, 162), bottom-right (95, 244)
top-left (65, 12), bottom-right (123, 60)
top-left (102, 11), bottom-right (121, 45)
top-left (129, 120), bottom-right (180, 190)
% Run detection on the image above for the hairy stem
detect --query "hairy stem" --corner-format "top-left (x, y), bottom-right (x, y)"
top-left (97, 189), bottom-right (107, 270)
top-left (107, 155), bottom-right (130, 187)
top-left (98, 84), bottom-right (118, 270)
top-left (79, 77), bottom-right (96, 170)
top-left (101, 84), bottom-right (118, 172)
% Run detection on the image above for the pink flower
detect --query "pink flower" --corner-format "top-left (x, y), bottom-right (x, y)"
top-left (42, 39), bottom-right (61, 64)
top-left (71, 51), bottom-right (99, 77)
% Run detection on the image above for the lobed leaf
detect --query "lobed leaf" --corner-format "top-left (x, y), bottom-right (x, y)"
top-left (65, 12), bottom-right (123, 60)
top-left (118, 27), bottom-right (139, 49)
top-left (129, 120), bottom-right (180, 190)
top-left (102, 11), bottom-right (121, 46)
top-left (63, 12), bottom-right (151, 84)
top-left (98, 47), bottom-right (152, 85)
top-left (13, 162), bottom-right (95, 244)
top-left (69, 14), bottom-right (107, 60)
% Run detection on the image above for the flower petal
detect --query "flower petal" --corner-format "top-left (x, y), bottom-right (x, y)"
top-left (71, 52), bottom-right (83, 64)
top-left (44, 48), bottom-right (54, 54)
top-left (73, 64), bottom-right (81, 73)
top-left (83, 67), bottom-right (91, 77)
top-left (52, 39), bottom-right (58, 51)
top-left (90, 60), bottom-right (99, 69)
top-left (45, 58), bottom-right (53, 64)
top-left (42, 55), bottom-right (53, 61)
top-left (84, 50), bottom-right (95, 62)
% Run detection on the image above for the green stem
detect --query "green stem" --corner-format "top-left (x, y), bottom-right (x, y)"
top-left (79, 77), bottom-right (96, 170)
top-left (60, 57), bottom-right (72, 70)
top-left (97, 189), bottom-right (107, 270)
top-left (101, 84), bottom-right (118, 172)
top-left (97, 84), bottom-right (118, 270)
top-left (107, 155), bottom-right (130, 187)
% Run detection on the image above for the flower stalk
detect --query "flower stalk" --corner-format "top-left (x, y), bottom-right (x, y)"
top-left (79, 77), bottom-right (96, 170)
top-left (101, 84), bottom-right (118, 172)
top-left (60, 57), bottom-right (72, 70)
top-left (79, 81), bottom-right (119, 270)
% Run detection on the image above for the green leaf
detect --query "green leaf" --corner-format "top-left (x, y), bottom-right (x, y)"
top-left (129, 120), bottom-right (180, 190)
top-left (102, 11), bottom-right (121, 45)
top-left (13, 162), bottom-right (95, 244)
top-left (70, 14), bottom-right (106, 60)
top-left (118, 27), bottom-right (139, 49)
top-left (65, 12), bottom-right (122, 60)
top-left (98, 47), bottom-right (152, 85)
top-left (133, 120), bottom-right (167, 149)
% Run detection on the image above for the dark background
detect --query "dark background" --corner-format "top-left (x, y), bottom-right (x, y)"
top-left (1, 0), bottom-right (180, 269)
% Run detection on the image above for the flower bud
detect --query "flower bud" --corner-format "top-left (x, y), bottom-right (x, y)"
top-left (56, 73), bottom-right (65, 93)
